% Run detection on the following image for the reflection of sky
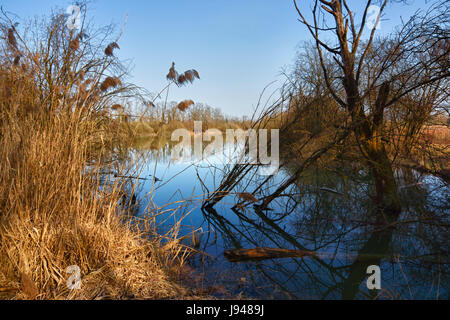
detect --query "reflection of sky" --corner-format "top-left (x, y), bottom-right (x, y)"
top-left (117, 146), bottom-right (449, 299)
top-left (119, 143), bottom-right (285, 244)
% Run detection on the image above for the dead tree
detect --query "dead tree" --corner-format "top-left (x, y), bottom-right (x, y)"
top-left (293, 0), bottom-right (449, 217)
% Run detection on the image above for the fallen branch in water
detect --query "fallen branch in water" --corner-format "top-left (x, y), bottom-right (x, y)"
top-left (224, 247), bottom-right (415, 262)
top-left (224, 247), bottom-right (317, 262)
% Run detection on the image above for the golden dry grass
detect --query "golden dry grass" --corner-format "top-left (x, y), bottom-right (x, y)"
top-left (422, 125), bottom-right (450, 146)
top-left (0, 111), bottom-right (193, 300)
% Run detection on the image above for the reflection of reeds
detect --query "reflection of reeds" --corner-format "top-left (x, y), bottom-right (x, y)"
top-left (237, 192), bottom-right (259, 203)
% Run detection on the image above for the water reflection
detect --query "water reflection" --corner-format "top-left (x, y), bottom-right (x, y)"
top-left (117, 140), bottom-right (449, 300)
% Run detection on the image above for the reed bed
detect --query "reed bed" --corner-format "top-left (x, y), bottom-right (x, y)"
top-left (0, 104), bottom-right (195, 300)
top-left (0, 6), bottom-right (193, 300)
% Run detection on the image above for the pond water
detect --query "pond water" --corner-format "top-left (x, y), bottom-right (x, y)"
top-left (114, 139), bottom-right (449, 300)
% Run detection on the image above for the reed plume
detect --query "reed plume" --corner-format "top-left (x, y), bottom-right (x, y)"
top-left (166, 62), bottom-right (177, 81)
top-left (105, 42), bottom-right (120, 56)
top-left (176, 99), bottom-right (195, 112)
top-left (177, 74), bottom-right (186, 84)
top-left (100, 76), bottom-right (122, 92)
top-left (7, 28), bottom-right (17, 49)
top-left (177, 69), bottom-right (200, 86)
top-left (13, 55), bottom-right (21, 65)
top-left (69, 37), bottom-right (80, 51)
top-left (166, 62), bottom-right (200, 87)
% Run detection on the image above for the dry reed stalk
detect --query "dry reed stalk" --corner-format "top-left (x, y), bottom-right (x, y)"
top-left (166, 62), bottom-right (200, 86)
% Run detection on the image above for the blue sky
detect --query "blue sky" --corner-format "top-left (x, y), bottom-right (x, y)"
top-left (1, 0), bottom-right (429, 117)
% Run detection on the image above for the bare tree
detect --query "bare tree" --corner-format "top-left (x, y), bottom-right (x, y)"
top-left (293, 0), bottom-right (449, 217)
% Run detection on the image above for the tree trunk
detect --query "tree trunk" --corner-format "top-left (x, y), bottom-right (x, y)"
top-left (365, 142), bottom-right (402, 217)
top-left (352, 83), bottom-right (402, 218)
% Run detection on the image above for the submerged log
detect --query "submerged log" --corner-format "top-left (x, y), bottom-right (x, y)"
top-left (224, 247), bottom-right (317, 262)
top-left (225, 248), bottom-right (443, 263)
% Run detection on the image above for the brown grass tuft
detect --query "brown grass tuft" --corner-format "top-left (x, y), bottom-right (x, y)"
top-left (20, 273), bottom-right (38, 300)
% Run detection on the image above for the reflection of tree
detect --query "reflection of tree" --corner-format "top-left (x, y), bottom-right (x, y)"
top-left (342, 224), bottom-right (395, 299)
top-left (201, 166), bottom-right (448, 299)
